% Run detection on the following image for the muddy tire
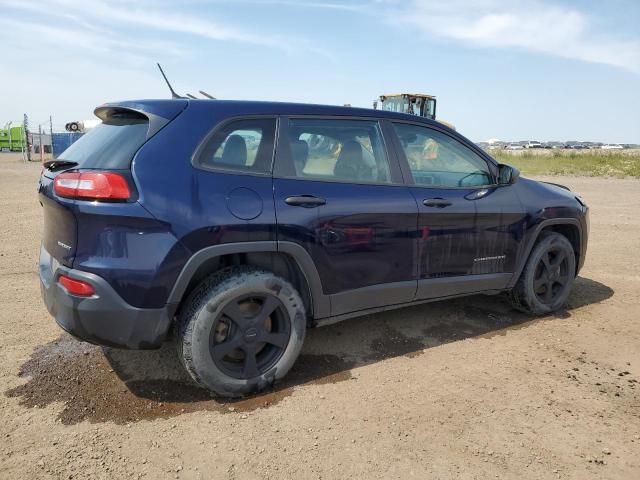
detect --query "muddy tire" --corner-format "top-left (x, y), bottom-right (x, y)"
top-left (509, 232), bottom-right (576, 315)
top-left (177, 266), bottom-right (306, 398)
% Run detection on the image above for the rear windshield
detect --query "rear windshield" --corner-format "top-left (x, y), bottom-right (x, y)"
top-left (58, 113), bottom-right (149, 169)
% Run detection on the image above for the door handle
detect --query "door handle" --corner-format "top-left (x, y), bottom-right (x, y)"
top-left (285, 195), bottom-right (326, 207)
top-left (423, 198), bottom-right (452, 208)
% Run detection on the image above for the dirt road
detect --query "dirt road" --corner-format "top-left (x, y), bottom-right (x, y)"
top-left (1, 154), bottom-right (639, 479)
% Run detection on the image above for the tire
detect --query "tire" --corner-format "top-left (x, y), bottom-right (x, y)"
top-left (509, 231), bottom-right (576, 315)
top-left (177, 266), bottom-right (306, 398)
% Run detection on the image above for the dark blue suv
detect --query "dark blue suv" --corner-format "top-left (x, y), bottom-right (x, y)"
top-left (39, 99), bottom-right (589, 397)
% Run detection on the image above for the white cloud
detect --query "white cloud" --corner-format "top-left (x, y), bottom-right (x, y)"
top-left (235, 0), bottom-right (368, 11)
top-left (379, 0), bottom-right (640, 74)
top-left (0, 0), bottom-right (337, 123)
top-left (0, 0), bottom-right (322, 54)
top-left (173, 0), bottom-right (368, 11)
top-left (1, 19), bottom-right (183, 59)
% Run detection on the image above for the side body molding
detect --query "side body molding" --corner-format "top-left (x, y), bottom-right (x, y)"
top-left (166, 241), bottom-right (331, 318)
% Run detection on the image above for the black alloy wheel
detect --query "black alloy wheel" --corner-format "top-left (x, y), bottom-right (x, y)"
top-left (532, 245), bottom-right (571, 305)
top-left (210, 294), bottom-right (291, 380)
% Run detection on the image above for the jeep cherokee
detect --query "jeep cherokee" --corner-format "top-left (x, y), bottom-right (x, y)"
top-left (38, 99), bottom-right (589, 397)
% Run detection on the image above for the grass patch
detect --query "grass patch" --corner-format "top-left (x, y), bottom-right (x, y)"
top-left (490, 150), bottom-right (640, 178)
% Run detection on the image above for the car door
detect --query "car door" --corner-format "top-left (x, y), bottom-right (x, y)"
top-left (273, 116), bottom-right (418, 318)
top-left (390, 121), bottom-right (514, 299)
top-left (187, 117), bottom-right (278, 251)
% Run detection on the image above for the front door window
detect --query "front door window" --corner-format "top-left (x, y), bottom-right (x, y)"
top-left (393, 123), bottom-right (493, 187)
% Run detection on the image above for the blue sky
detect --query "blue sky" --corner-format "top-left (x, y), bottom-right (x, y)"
top-left (1, 0), bottom-right (638, 142)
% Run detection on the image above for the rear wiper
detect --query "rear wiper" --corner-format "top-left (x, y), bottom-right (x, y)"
top-left (43, 160), bottom-right (78, 171)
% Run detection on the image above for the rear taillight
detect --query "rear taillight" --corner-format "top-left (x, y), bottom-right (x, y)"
top-left (53, 172), bottom-right (131, 200)
top-left (58, 274), bottom-right (95, 297)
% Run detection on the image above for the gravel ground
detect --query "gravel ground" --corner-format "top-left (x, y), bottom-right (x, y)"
top-left (1, 153), bottom-right (639, 479)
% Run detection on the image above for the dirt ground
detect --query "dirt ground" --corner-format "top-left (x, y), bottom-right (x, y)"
top-left (1, 152), bottom-right (639, 479)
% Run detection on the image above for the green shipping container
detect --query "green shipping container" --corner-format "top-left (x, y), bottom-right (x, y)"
top-left (0, 126), bottom-right (25, 151)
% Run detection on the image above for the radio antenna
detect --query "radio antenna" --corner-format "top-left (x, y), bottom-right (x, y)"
top-left (157, 63), bottom-right (185, 99)
top-left (199, 90), bottom-right (216, 100)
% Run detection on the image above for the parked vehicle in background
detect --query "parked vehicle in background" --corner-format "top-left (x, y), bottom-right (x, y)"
top-left (505, 143), bottom-right (524, 150)
top-left (525, 141), bottom-right (543, 149)
top-left (602, 144), bottom-right (623, 150)
top-left (375, 93), bottom-right (437, 120)
top-left (38, 99), bottom-right (589, 397)
top-left (374, 93), bottom-right (456, 130)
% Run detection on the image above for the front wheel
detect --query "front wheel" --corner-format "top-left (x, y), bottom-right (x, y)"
top-left (177, 266), bottom-right (306, 398)
top-left (509, 232), bottom-right (576, 315)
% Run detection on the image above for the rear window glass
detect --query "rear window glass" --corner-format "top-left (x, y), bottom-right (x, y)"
top-left (194, 118), bottom-right (277, 174)
top-left (58, 114), bottom-right (149, 169)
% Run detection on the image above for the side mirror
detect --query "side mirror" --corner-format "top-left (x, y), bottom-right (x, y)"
top-left (498, 164), bottom-right (520, 184)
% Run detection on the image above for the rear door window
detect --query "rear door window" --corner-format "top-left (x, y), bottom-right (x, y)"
top-left (278, 118), bottom-right (392, 184)
top-left (57, 112), bottom-right (149, 169)
top-left (194, 118), bottom-right (277, 174)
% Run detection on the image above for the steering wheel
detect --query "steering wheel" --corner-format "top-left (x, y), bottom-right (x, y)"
top-left (458, 171), bottom-right (489, 187)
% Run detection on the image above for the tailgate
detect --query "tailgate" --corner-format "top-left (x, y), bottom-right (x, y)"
top-left (39, 172), bottom-right (77, 266)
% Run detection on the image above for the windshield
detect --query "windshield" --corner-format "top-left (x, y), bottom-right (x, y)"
top-left (58, 114), bottom-right (149, 169)
top-left (381, 97), bottom-right (411, 114)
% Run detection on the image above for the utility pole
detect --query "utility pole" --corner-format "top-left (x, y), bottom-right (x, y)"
top-left (49, 116), bottom-right (54, 160)
top-left (39, 124), bottom-right (44, 163)
top-left (23, 113), bottom-right (31, 162)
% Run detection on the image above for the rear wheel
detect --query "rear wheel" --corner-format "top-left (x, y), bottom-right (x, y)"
top-left (177, 266), bottom-right (306, 397)
top-left (509, 232), bottom-right (576, 315)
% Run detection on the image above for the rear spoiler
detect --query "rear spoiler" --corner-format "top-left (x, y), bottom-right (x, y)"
top-left (94, 100), bottom-right (188, 138)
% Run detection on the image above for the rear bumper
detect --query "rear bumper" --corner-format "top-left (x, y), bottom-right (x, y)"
top-left (39, 245), bottom-right (172, 349)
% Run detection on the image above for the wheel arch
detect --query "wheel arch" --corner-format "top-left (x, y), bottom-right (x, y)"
top-left (508, 218), bottom-right (583, 289)
top-left (167, 241), bottom-right (329, 322)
